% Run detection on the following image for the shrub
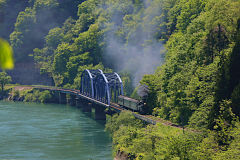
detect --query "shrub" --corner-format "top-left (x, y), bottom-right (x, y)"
top-left (24, 89), bottom-right (52, 103)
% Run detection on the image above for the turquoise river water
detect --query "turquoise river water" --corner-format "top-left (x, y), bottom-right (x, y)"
top-left (0, 101), bottom-right (112, 160)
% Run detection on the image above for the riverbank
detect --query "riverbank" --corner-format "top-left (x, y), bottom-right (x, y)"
top-left (7, 86), bottom-right (32, 101)
top-left (5, 85), bottom-right (58, 103)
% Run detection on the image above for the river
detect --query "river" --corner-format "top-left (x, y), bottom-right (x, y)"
top-left (0, 101), bottom-right (112, 160)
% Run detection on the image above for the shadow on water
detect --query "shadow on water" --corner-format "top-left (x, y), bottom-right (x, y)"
top-left (77, 105), bottom-right (107, 126)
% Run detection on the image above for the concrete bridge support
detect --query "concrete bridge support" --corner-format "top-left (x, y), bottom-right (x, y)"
top-left (68, 94), bottom-right (76, 106)
top-left (75, 97), bottom-right (82, 108)
top-left (94, 104), bottom-right (106, 120)
top-left (59, 92), bottom-right (67, 104)
top-left (81, 99), bottom-right (92, 112)
top-left (51, 91), bottom-right (60, 103)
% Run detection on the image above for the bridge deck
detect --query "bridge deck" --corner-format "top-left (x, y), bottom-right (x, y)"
top-left (33, 86), bottom-right (156, 125)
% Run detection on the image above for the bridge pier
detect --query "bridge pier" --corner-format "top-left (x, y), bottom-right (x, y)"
top-left (94, 104), bottom-right (106, 120)
top-left (82, 99), bottom-right (92, 112)
top-left (68, 94), bottom-right (76, 106)
top-left (50, 91), bottom-right (59, 103)
top-left (59, 92), bottom-right (67, 104)
top-left (75, 97), bottom-right (82, 108)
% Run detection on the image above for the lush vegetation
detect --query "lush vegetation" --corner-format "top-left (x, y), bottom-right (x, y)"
top-left (104, 0), bottom-right (240, 159)
top-left (107, 111), bottom-right (240, 160)
top-left (141, 0), bottom-right (240, 128)
top-left (0, 72), bottom-right (12, 91)
top-left (1, 0), bottom-right (240, 159)
top-left (10, 88), bottom-right (53, 103)
top-left (23, 89), bottom-right (52, 103)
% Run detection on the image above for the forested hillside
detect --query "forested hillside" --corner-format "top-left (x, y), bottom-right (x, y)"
top-left (32, 0), bottom-right (165, 92)
top-left (1, 0), bottom-right (240, 159)
top-left (0, 0), bottom-right (28, 40)
top-left (142, 0), bottom-right (240, 129)
top-left (0, 0), bottom-right (83, 84)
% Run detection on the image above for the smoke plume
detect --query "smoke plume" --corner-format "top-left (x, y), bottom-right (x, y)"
top-left (137, 84), bottom-right (149, 97)
top-left (102, 1), bottom-right (165, 87)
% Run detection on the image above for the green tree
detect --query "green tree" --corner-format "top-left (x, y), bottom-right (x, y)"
top-left (0, 72), bottom-right (12, 91)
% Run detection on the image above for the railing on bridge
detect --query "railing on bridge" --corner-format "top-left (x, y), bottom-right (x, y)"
top-left (80, 69), bottom-right (124, 105)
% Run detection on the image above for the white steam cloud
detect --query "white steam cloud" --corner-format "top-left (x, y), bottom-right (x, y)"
top-left (105, 37), bottom-right (164, 87)
top-left (102, 1), bottom-right (165, 87)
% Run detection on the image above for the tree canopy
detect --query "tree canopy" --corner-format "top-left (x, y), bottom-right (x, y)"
top-left (0, 72), bottom-right (12, 91)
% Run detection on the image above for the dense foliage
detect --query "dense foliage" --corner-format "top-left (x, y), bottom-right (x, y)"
top-left (141, 0), bottom-right (240, 129)
top-left (103, 0), bottom-right (240, 159)
top-left (24, 89), bottom-right (52, 103)
top-left (8, 0), bottom-right (84, 62)
top-left (106, 111), bottom-right (240, 160)
top-left (0, 72), bottom-right (11, 91)
top-left (0, 0), bottom-right (29, 40)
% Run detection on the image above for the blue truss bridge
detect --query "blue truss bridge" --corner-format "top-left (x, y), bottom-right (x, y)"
top-left (80, 69), bottom-right (124, 105)
top-left (30, 69), bottom-right (156, 124)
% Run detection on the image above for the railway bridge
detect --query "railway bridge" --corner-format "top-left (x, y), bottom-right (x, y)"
top-left (34, 69), bottom-right (156, 124)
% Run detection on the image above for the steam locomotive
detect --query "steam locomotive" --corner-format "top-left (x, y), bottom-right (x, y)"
top-left (117, 84), bottom-right (149, 114)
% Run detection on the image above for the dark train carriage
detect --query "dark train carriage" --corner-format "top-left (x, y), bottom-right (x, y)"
top-left (118, 95), bottom-right (144, 112)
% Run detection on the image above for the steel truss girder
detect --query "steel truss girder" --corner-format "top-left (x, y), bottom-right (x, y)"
top-left (80, 69), bottom-right (94, 98)
top-left (80, 69), bottom-right (124, 105)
